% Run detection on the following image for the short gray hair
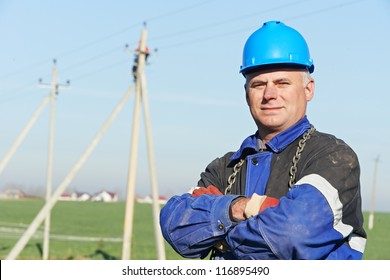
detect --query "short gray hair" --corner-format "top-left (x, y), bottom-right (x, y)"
top-left (301, 70), bottom-right (313, 87)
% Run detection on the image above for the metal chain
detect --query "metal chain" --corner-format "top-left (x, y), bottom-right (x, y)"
top-left (225, 159), bottom-right (244, 195)
top-left (288, 125), bottom-right (316, 189)
top-left (224, 126), bottom-right (316, 195)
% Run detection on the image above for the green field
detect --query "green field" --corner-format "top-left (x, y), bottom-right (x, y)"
top-left (0, 199), bottom-right (388, 260)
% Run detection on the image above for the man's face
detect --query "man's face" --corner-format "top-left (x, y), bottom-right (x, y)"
top-left (245, 69), bottom-right (314, 139)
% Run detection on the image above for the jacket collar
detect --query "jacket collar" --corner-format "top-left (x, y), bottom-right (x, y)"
top-left (230, 116), bottom-right (311, 160)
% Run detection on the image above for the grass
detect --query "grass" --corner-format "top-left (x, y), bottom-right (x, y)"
top-left (0, 199), bottom-right (184, 260)
top-left (362, 212), bottom-right (390, 260)
top-left (0, 199), bottom-right (388, 260)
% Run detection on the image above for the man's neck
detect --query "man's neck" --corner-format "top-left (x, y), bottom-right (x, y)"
top-left (258, 130), bottom-right (278, 144)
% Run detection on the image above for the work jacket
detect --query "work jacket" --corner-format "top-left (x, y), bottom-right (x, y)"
top-left (160, 116), bottom-right (367, 259)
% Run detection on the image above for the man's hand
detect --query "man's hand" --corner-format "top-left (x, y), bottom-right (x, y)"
top-left (191, 185), bottom-right (222, 196)
top-left (230, 193), bottom-right (279, 221)
top-left (244, 193), bottom-right (279, 218)
top-left (230, 197), bottom-right (250, 221)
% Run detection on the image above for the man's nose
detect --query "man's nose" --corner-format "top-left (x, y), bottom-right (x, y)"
top-left (263, 84), bottom-right (277, 100)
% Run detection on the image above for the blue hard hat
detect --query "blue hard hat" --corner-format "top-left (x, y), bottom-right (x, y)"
top-left (240, 21), bottom-right (314, 74)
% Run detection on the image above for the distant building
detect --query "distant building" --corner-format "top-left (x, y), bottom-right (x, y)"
top-left (0, 188), bottom-right (25, 199)
top-left (59, 192), bottom-right (79, 201)
top-left (91, 190), bottom-right (118, 202)
top-left (59, 191), bottom-right (91, 201)
top-left (77, 192), bottom-right (91, 201)
top-left (136, 195), bottom-right (168, 204)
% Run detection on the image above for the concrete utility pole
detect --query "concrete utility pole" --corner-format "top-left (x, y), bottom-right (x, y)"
top-left (5, 84), bottom-right (135, 260)
top-left (5, 25), bottom-right (164, 261)
top-left (38, 60), bottom-right (70, 260)
top-left (122, 24), bottom-right (165, 260)
top-left (368, 155), bottom-right (380, 230)
top-left (0, 97), bottom-right (49, 175)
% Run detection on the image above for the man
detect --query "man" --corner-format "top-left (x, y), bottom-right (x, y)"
top-left (160, 21), bottom-right (367, 260)
top-left (132, 41), bottom-right (150, 82)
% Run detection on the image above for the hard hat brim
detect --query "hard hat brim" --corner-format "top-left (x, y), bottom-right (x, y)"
top-left (240, 63), bottom-right (314, 76)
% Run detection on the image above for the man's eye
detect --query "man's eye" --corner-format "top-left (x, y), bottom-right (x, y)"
top-left (277, 81), bottom-right (290, 86)
top-left (251, 83), bottom-right (265, 88)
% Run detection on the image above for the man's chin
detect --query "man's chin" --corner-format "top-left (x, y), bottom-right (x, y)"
top-left (259, 119), bottom-right (284, 130)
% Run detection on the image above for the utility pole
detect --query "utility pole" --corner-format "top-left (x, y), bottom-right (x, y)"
top-left (6, 84), bottom-right (135, 260)
top-left (122, 23), bottom-right (165, 260)
top-left (368, 155), bottom-right (380, 230)
top-left (38, 60), bottom-right (69, 260)
top-left (5, 25), bottom-right (164, 262)
top-left (0, 98), bottom-right (49, 175)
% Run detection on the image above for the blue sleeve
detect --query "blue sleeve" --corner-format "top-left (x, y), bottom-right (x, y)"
top-left (160, 193), bottom-right (239, 258)
top-left (226, 175), bottom-right (353, 260)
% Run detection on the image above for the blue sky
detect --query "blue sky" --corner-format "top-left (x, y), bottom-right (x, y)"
top-left (0, 0), bottom-right (389, 212)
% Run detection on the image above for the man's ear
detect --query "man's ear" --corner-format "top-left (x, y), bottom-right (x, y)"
top-left (305, 79), bottom-right (315, 101)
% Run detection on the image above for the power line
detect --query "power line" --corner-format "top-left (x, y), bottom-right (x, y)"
top-left (60, 46), bottom-right (123, 75)
top-left (0, 0), bottom-right (368, 100)
top-left (71, 59), bottom-right (129, 82)
top-left (0, 81), bottom-right (38, 103)
top-left (0, 1), bottom-right (217, 82)
top-left (146, 0), bottom-right (218, 22)
top-left (156, 0), bottom-right (367, 50)
top-left (0, 58), bottom-right (129, 103)
top-left (284, 0), bottom-right (368, 21)
top-left (150, 0), bottom-right (311, 43)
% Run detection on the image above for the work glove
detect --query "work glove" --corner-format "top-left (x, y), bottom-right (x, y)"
top-left (244, 193), bottom-right (279, 218)
top-left (191, 185), bottom-right (222, 196)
